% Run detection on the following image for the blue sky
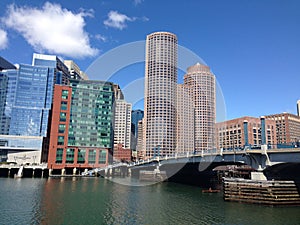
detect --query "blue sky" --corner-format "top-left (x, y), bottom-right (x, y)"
top-left (0, 0), bottom-right (300, 120)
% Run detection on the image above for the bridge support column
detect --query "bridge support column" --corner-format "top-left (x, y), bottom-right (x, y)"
top-left (8, 168), bottom-right (10, 177)
top-left (128, 168), bottom-right (131, 177)
top-left (32, 168), bottom-right (35, 178)
top-left (42, 169), bottom-right (44, 178)
top-left (61, 168), bottom-right (65, 176)
top-left (73, 168), bottom-right (77, 175)
top-left (49, 169), bottom-right (52, 176)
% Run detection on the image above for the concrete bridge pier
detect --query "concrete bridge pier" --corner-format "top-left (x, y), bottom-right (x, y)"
top-left (73, 168), bottom-right (77, 175)
top-left (61, 168), bottom-right (65, 176)
top-left (32, 168), bottom-right (35, 178)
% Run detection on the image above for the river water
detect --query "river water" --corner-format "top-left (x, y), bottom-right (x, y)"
top-left (1, 177), bottom-right (300, 225)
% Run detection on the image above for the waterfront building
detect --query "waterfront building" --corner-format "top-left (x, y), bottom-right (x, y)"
top-left (176, 84), bottom-right (194, 153)
top-left (265, 112), bottom-right (300, 145)
top-left (0, 62), bottom-right (55, 163)
top-left (131, 109), bottom-right (144, 150)
top-left (113, 99), bottom-right (132, 149)
top-left (297, 100), bottom-right (300, 117)
top-left (144, 31), bottom-right (178, 158)
top-left (32, 53), bottom-right (71, 85)
top-left (216, 116), bottom-right (277, 150)
top-left (184, 63), bottom-right (216, 152)
top-left (48, 80), bottom-right (114, 170)
top-left (48, 80), bottom-right (115, 170)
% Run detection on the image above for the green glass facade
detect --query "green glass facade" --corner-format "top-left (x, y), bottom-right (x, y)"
top-left (68, 80), bottom-right (114, 149)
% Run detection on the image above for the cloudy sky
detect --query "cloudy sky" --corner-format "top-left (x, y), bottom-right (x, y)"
top-left (0, 0), bottom-right (300, 120)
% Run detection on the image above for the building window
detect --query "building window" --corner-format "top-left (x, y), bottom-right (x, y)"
top-left (62, 90), bottom-right (69, 99)
top-left (77, 149), bottom-right (86, 164)
top-left (57, 136), bottom-right (64, 145)
top-left (55, 148), bottom-right (63, 163)
top-left (60, 112), bottom-right (67, 122)
top-left (88, 149), bottom-right (96, 164)
top-left (99, 150), bottom-right (106, 164)
top-left (66, 148), bottom-right (75, 164)
top-left (58, 124), bottom-right (66, 133)
top-left (61, 101), bottom-right (68, 110)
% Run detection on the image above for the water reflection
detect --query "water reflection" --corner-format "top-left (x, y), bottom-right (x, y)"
top-left (1, 178), bottom-right (300, 225)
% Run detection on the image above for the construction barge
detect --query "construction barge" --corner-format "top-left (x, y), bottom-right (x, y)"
top-left (223, 177), bottom-right (300, 205)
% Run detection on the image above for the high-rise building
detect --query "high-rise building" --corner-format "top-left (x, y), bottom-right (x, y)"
top-left (297, 100), bottom-right (300, 117)
top-left (176, 84), bottom-right (194, 153)
top-left (0, 62), bottom-right (55, 163)
top-left (144, 31), bottom-right (178, 158)
top-left (131, 110), bottom-right (144, 138)
top-left (184, 62), bottom-right (216, 152)
top-left (136, 119), bottom-right (145, 160)
top-left (216, 116), bottom-right (277, 150)
top-left (48, 80), bottom-right (115, 170)
top-left (265, 112), bottom-right (300, 145)
top-left (113, 99), bottom-right (132, 149)
top-left (0, 63), bottom-right (54, 136)
top-left (32, 53), bottom-right (71, 85)
top-left (131, 109), bottom-right (144, 150)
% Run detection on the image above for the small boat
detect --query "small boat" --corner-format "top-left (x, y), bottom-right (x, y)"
top-left (202, 188), bottom-right (220, 193)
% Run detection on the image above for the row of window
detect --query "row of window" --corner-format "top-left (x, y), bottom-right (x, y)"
top-left (56, 148), bottom-right (107, 164)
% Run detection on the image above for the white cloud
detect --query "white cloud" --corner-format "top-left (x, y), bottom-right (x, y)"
top-left (2, 2), bottom-right (98, 58)
top-left (104, 11), bottom-right (136, 30)
top-left (95, 34), bottom-right (107, 42)
top-left (0, 29), bottom-right (8, 50)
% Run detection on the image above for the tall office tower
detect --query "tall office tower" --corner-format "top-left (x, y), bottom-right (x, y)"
top-left (297, 100), bottom-right (300, 117)
top-left (64, 60), bottom-right (86, 80)
top-left (113, 99), bottom-right (132, 149)
top-left (0, 62), bottom-right (55, 163)
top-left (1, 64), bottom-right (54, 136)
top-left (176, 84), bottom-right (194, 153)
top-left (32, 53), bottom-right (71, 85)
top-left (144, 31), bottom-right (178, 158)
top-left (48, 80), bottom-right (115, 170)
top-left (184, 63), bottom-right (216, 152)
top-left (131, 109), bottom-right (144, 150)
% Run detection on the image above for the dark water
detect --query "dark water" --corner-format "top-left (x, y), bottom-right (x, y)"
top-left (1, 178), bottom-right (300, 225)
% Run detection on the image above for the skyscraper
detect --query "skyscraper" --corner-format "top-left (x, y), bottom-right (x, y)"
top-left (144, 31), bottom-right (178, 157)
top-left (113, 99), bottom-right (132, 149)
top-left (184, 62), bottom-right (216, 152)
top-left (176, 84), bottom-right (194, 153)
top-left (131, 109), bottom-right (144, 150)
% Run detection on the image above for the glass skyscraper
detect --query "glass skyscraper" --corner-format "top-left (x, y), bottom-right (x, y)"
top-left (0, 64), bottom-right (54, 136)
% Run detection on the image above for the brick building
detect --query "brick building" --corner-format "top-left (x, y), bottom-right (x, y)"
top-left (216, 116), bottom-right (277, 150)
top-left (48, 80), bottom-right (114, 174)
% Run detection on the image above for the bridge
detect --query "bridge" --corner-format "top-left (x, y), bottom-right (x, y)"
top-left (88, 144), bottom-right (300, 186)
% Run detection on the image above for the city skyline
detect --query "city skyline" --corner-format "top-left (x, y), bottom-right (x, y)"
top-left (0, 0), bottom-right (300, 120)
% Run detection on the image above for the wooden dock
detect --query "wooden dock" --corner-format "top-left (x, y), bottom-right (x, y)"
top-left (223, 178), bottom-right (300, 205)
